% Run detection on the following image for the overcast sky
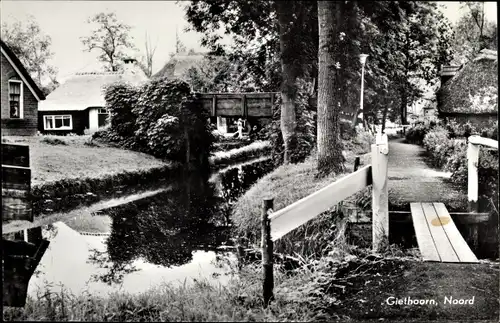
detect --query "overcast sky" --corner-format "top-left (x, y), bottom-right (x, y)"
top-left (1, 1), bottom-right (497, 83)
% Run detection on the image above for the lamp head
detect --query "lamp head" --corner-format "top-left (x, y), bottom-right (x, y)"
top-left (359, 54), bottom-right (369, 65)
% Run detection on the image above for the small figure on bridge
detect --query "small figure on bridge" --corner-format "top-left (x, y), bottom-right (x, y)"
top-left (237, 118), bottom-right (244, 138)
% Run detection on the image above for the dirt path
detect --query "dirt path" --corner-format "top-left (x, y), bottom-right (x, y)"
top-left (387, 138), bottom-right (466, 210)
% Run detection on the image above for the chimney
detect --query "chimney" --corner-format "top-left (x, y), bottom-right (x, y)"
top-left (440, 65), bottom-right (461, 85)
top-left (123, 57), bottom-right (137, 74)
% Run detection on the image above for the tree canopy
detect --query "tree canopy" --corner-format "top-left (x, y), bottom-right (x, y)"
top-left (452, 2), bottom-right (497, 65)
top-left (81, 12), bottom-right (136, 72)
top-left (184, 1), bottom-right (453, 124)
top-left (1, 16), bottom-right (59, 95)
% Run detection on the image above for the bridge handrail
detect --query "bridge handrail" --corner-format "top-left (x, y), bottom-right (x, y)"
top-left (468, 135), bottom-right (498, 150)
top-left (467, 135), bottom-right (498, 211)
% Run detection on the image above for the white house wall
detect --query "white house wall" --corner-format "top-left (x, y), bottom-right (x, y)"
top-left (88, 108), bottom-right (99, 131)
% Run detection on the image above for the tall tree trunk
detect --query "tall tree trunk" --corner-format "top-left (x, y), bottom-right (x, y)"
top-left (276, 1), bottom-right (297, 164)
top-left (400, 89), bottom-right (407, 125)
top-left (317, 1), bottom-right (344, 176)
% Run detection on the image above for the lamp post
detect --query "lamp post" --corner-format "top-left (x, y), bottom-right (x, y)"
top-left (359, 54), bottom-right (369, 130)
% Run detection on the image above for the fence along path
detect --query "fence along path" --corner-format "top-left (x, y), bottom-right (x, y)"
top-left (269, 132), bottom-right (389, 251)
top-left (267, 133), bottom-right (494, 263)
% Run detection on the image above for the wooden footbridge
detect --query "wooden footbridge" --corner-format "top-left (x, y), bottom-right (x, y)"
top-left (265, 133), bottom-right (498, 263)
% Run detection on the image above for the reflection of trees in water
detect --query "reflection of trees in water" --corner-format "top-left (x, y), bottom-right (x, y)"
top-left (87, 171), bottom-right (223, 284)
top-left (218, 159), bottom-right (274, 204)
top-left (86, 162), bottom-right (274, 285)
top-left (88, 248), bottom-right (139, 285)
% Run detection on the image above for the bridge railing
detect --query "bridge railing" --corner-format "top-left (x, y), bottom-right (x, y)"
top-left (268, 132), bottom-right (389, 251)
top-left (467, 135), bottom-right (498, 212)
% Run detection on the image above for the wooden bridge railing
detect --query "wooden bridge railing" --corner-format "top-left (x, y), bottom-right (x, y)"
top-left (268, 132), bottom-right (389, 251)
top-left (197, 92), bottom-right (277, 118)
top-left (467, 135), bottom-right (499, 212)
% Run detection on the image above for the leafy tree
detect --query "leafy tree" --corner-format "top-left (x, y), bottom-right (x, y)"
top-left (452, 2), bottom-right (497, 64)
top-left (183, 1), bottom-right (453, 170)
top-left (184, 0), bottom-right (317, 164)
top-left (81, 12), bottom-right (135, 71)
top-left (1, 16), bottom-right (59, 94)
top-left (182, 55), bottom-right (238, 92)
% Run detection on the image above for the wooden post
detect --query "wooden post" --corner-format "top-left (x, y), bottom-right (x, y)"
top-left (212, 96), bottom-right (217, 117)
top-left (354, 156), bottom-right (361, 172)
top-left (372, 133), bottom-right (389, 252)
top-left (261, 198), bottom-right (274, 307)
top-left (467, 140), bottom-right (480, 213)
top-left (241, 94), bottom-right (247, 118)
top-left (467, 139), bottom-right (480, 248)
top-left (236, 236), bottom-right (245, 270)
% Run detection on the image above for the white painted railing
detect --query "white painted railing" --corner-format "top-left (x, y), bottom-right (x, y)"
top-left (467, 135), bottom-right (498, 211)
top-left (269, 132), bottom-right (389, 252)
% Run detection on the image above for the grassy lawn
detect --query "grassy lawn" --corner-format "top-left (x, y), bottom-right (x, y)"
top-left (1, 135), bottom-right (168, 187)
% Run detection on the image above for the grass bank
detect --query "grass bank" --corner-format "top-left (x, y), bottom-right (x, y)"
top-left (210, 140), bottom-right (271, 169)
top-left (3, 261), bottom-right (327, 321)
top-left (5, 245), bottom-right (496, 322)
top-left (2, 135), bottom-right (180, 222)
top-left (2, 135), bottom-right (170, 187)
top-left (231, 132), bottom-right (374, 256)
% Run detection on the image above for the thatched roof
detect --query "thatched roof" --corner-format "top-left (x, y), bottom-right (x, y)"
top-left (153, 52), bottom-right (205, 80)
top-left (39, 63), bottom-right (147, 112)
top-left (438, 49), bottom-right (498, 114)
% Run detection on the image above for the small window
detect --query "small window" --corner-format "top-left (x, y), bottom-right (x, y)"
top-left (98, 108), bottom-right (108, 114)
top-left (44, 115), bottom-right (72, 130)
top-left (9, 80), bottom-right (23, 119)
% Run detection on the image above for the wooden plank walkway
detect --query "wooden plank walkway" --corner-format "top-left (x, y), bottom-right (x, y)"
top-left (388, 138), bottom-right (466, 209)
top-left (410, 202), bottom-right (478, 263)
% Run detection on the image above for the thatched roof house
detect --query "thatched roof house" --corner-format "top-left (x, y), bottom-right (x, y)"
top-left (39, 58), bottom-right (148, 135)
top-left (437, 49), bottom-right (497, 126)
top-left (153, 52), bottom-right (205, 80)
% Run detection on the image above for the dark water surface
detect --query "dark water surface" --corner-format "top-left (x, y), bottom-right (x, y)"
top-left (26, 158), bottom-right (275, 296)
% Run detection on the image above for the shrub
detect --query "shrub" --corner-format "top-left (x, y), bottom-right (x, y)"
top-left (94, 79), bottom-right (213, 166)
top-left (106, 82), bottom-right (140, 137)
top-left (445, 141), bottom-right (498, 211)
top-left (422, 126), bottom-right (454, 168)
top-left (445, 119), bottom-right (498, 140)
top-left (405, 120), bottom-right (437, 145)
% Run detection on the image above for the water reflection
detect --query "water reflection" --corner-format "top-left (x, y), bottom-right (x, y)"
top-left (86, 158), bottom-right (275, 286)
top-left (19, 158), bottom-right (276, 296)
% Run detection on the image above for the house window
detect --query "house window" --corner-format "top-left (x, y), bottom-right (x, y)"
top-left (9, 80), bottom-right (23, 119)
top-left (44, 115), bottom-right (73, 130)
top-left (97, 108), bottom-right (110, 127)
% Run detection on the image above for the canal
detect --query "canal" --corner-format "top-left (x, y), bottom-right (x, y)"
top-left (25, 157), bottom-right (275, 297)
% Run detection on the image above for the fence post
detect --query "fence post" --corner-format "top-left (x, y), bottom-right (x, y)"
top-left (467, 139), bottom-right (480, 248)
top-left (262, 198), bottom-right (274, 307)
top-left (467, 139), bottom-right (480, 213)
top-left (354, 156), bottom-right (361, 172)
top-left (372, 133), bottom-right (389, 252)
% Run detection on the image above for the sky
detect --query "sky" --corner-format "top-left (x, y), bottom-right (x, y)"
top-left (1, 1), bottom-right (497, 83)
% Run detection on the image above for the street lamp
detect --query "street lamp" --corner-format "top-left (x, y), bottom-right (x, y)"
top-left (358, 54), bottom-right (369, 130)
